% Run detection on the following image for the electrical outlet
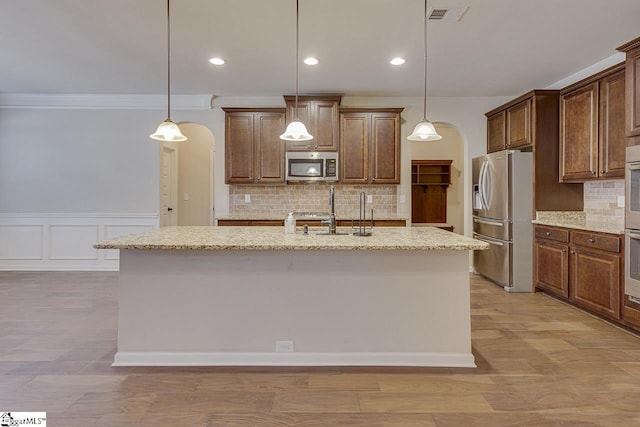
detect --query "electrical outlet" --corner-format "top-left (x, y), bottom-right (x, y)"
top-left (183, 193), bottom-right (190, 201)
top-left (618, 195), bottom-right (625, 208)
top-left (275, 340), bottom-right (294, 353)
top-left (367, 195), bottom-right (373, 203)
top-left (399, 195), bottom-right (406, 203)
top-left (245, 194), bottom-right (251, 203)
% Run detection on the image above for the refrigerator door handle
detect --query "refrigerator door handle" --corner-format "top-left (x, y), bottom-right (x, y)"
top-left (473, 233), bottom-right (505, 247)
top-left (473, 217), bottom-right (505, 227)
top-left (483, 161), bottom-right (493, 208)
top-left (479, 161), bottom-right (489, 211)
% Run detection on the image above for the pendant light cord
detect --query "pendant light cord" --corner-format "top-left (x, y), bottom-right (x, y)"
top-left (166, 0), bottom-right (172, 121)
top-left (422, 0), bottom-right (428, 122)
top-left (294, 0), bottom-right (300, 119)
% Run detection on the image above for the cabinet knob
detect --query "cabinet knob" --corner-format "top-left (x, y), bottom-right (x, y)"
top-left (546, 231), bottom-right (551, 236)
top-left (570, 250), bottom-right (575, 254)
top-left (592, 171), bottom-right (597, 175)
top-left (589, 238), bottom-right (595, 243)
top-left (601, 171), bottom-right (606, 175)
top-left (562, 249), bottom-right (566, 253)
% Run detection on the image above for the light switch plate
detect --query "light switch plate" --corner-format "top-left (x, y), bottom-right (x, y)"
top-left (183, 193), bottom-right (190, 201)
top-left (245, 194), bottom-right (251, 203)
top-left (618, 195), bottom-right (625, 208)
top-left (400, 195), bottom-right (406, 203)
top-left (367, 195), bottom-right (373, 203)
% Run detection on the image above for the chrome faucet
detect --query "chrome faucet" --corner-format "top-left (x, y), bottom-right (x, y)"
top-left (321, 185), bottom-right (337, 234)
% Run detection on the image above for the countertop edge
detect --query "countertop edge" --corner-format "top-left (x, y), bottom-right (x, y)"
top-left (532, 219), bottom-right (624, 235)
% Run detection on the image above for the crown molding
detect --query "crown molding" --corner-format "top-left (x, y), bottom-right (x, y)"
top-left (0, 94), bottom-right (214, 109)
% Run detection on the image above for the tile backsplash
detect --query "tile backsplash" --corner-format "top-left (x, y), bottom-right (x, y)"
top-left (583, 180), bottom-right (624, 226)
top-left (229, 183), bottom-right (397, 218)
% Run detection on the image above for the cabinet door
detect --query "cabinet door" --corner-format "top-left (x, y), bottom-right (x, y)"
top-left (570, 247), bottom-right (621, 320)
top-left (311, 99), bottom-right (339, 151)
top-left (626, 47), bottom-right (640, 137)
top-left (560, 83), bottom-right (598, 181)
top-left (487, 111), bottom-right (506, 153)
top-left (284, 101), bottom-right (313, 151)
top-left (370, 112), bottom-right (400, 184)
top-left (340, 113), bottom-right (369, 183)
top-left (412, 185), bottom-right (447, 223)
top-left (535, 240), bottom-right (569, 298)
top-left (255, 112), bottom-right (285, 183)
top-left (599, 70), bottom-right (626, 178)
top-left (225, 112), bottom-right (255, 183)
top-left (506, 99), bottom-right (531, 149)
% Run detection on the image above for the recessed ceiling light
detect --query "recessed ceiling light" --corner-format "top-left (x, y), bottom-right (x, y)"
top-left (390, 57), bottom-right (405, 65)
top-left (209, 57), bottom-right (225, 65)
top-left (304, 57), bottom-right (319, 65)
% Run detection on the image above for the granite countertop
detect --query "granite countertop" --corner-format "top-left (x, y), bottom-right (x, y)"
top-left (94, 226), bottom-right (489, 251)
top-left (532, 211), bottom-right (624, 235)
top-left (216, 213), bottom-right (409, 221)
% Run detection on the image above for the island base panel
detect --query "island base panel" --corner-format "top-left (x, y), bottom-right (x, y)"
top-left (115, 249), bottom-right (474, 367)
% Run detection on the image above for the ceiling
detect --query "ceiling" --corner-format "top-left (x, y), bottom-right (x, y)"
top-left (2, 0), bottom-right (640, 98)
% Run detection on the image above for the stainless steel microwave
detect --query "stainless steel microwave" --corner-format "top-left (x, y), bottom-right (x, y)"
top-left (286, 152), bottom-right (338, 182)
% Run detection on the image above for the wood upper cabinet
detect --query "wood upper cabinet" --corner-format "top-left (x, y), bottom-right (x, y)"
top-left (506, 99), bottom-right (531, 149)
top-left (534, 225), bottom-right (623, 322)
top-left (339, 108), bottom-right (402, 184)
top-left (560, 64), bottom-right (626, 182)
top-left (284, 96), bottom-right (340, 151)
top-left (560, 83), bottom-right (599, 181)
top-left (599, 70), bottom-right (626, 178)
top-left (487, 111), bottom-right (506, 153)
top-left (485, 90), bottom-right (584, 212)
top-left (617, 37), bottom-right (640, 140)
top-left (224, 108), bottom-right (285, 184)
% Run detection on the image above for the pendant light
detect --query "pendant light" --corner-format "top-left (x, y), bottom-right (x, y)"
top-left (408, 0), bottom-right (442, 141)
top-left (150, 0), bottom-right (187, 142)
top-left (280, 0), bottom-right (313, 141)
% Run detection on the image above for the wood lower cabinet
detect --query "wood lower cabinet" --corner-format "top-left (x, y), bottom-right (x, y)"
top-left (224, 108), bottom-right (285, 184)
top-left (535, 225), bottom-right (623, 322)
top-left (284, 96), bottom-right (341, 152)
top-left (535, 239), bottom-right (569, 298)
top-left (339, 108), bottom-right (402, 184)
top-left (570, 246), bottom-right (620, 320)
top-left (617, 37), bottom-right (640, 140)
top-left (560, 64), bottom-right (626, 182)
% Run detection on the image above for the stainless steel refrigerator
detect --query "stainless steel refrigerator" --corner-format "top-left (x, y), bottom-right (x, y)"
top-left (472, 150), bottom-right (533, 292)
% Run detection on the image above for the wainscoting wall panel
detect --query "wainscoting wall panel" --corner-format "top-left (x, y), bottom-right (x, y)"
top-left (0, 213), bottom-right (158, 271)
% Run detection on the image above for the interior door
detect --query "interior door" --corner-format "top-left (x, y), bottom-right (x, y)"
top-left (161, 144), bottom-right (178, 227)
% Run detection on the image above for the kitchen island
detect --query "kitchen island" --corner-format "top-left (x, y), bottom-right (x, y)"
top-left (95, 226), bottom-right (488, 367)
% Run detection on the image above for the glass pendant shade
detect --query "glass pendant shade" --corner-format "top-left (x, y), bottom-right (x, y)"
top-left (280, 120), bottom-right (313, 141)
top-left (407, 119), bottom-right (442, 141)
top-left (150, 119), bottom-right (187, 142)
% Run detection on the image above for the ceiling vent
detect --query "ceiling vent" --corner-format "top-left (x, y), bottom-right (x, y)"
top-left (428, 6), bottom-right (469, 22)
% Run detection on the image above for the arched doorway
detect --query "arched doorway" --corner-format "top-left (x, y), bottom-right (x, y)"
top-left (410, 123), bottom-right (464, 234)
top-left (159, 122), bottom-right (216, 226)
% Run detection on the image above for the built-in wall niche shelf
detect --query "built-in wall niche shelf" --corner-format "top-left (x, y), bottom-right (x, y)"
top-left (411, 160), bottom-right (452, 185)
top-left (411, 160), bottom-right (452, 224)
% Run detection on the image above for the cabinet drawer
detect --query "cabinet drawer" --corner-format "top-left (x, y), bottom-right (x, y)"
top-left (571, 231), bottom-right (621, 253)
top-left (535, 225), bottom-right (569, 243)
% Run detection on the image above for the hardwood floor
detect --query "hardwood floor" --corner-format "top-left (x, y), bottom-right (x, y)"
top-left (1, 271), bottom-right (640, 426)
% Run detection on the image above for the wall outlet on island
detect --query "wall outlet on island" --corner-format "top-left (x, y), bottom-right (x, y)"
top-left (275, 340), bottom-right (294, 353)
top-left (245, 194), bottom-right (251, 203)
top-left (618, 195), bottom-right (625, 208)
top-left (367, 195), bottom-right (373, 203)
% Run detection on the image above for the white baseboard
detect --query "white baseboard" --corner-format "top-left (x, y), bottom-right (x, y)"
top-left (0, 213), bottom-right (158, 271)
top-left (113, 351), bottom-right (476, 368)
